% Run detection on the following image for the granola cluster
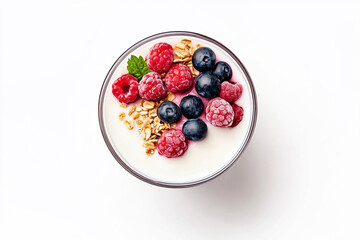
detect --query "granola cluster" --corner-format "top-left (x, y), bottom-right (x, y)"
top-left (118, 93), bottom-right (176, 156)
top-left (173, 39), bottom-right (201, 76)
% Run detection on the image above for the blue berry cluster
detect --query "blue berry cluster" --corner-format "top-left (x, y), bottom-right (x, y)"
top-left (180, 95), bottom-right (207, 141)
top-left (156, 46), bottom-right (234, 142)
top-left (157, 96), bottom-right (207, 141)
top-left (192, 47), bottom-right (232, 98)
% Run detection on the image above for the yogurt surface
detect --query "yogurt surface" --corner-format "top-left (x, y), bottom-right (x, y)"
top-left (100, 34), bottom-right (256, 185)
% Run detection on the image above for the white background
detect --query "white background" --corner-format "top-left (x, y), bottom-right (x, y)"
top-left (1, 0), bottom-right (360, 239)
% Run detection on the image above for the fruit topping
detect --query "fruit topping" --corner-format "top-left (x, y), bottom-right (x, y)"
top-left (212, 61), bottom-right (232, 82)
top-left (205, 97), bottom-right (234, 127)
top-left (182, 119), bottom-right (208, 141)
top-left (164, 64), bottom-right (194, 92)
top-left (114, 39), bottom-right (244, 158)
top-left (180, 95), bottom-right (204, 119)
top-left (157, 129), bottom-right (188, 158)
top-left (157, 101), bottom-right (182, 124)
top-left (146, 42), bottom-right (174, 73)
top-left (112, 74), bottom-right (139, 103)
top-left (195, 72), bottom-right (221, 98)
top-left (138, 72), bottom-right (168, 101)
top-left (192, 47), bottom-right (216, 72)
top-left (230, 103), bottom-right (244, 128)
top-left (219, 81), bottom-right (243, 102)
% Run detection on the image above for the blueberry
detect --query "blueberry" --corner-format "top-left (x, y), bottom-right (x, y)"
top-left (180, 95), bottom-right (204, 119)
top-left (192, 47), bottom-right (216, 72)
top-left (182, 119), bottom-right (208, 141)
top-left (157, 101), bottom-right (182, 123)
top-left (212, 61), bottom-right (232, 82)
top-left (195, 72), bottom-right (221, 98)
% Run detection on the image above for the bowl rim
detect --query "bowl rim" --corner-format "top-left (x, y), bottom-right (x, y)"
top-left (98, 31), bottom-right (258, 188)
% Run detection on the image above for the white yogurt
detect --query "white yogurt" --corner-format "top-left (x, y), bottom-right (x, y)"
top-left (101, 34), bottom-right (255, 185)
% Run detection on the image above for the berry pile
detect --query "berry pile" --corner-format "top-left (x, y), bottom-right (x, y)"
top-left (112, 39), bottom-right (245, 158)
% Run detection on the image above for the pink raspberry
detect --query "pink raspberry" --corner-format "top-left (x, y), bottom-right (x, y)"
top-left (219, 81), bottom-right (243, 102)
top-left (164, 64), bottom-right (194, 93)
top-left (147, 42), bottom-right (174, 73)
top-left (230, 103), bottom-right (244, 128)
top-left (205, 97), bottom-right (234, 127)
top-left (138, 72), bottom-right (167, 101)
top-left (157, 129), bottom-right (188, 158)
top-left (112, 74), bottom-right (139, 103)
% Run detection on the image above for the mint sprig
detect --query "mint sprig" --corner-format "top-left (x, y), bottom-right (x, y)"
top-left (127, 55), bottom-right (151, 80)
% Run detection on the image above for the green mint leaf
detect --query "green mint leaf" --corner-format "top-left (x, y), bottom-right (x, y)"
top-left (127, 55), bottom-right (151, 80)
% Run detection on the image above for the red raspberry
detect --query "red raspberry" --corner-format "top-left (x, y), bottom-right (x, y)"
top-left (164, 64), bottom-right (194, 93)
top-left (112, 74), bottom-right (139, 103)
top-left (147, 42), bottom-right (174, 73)
top-left (230, 103), bottom-right (244, 128)
top-left (157, 129), bottom-right (188, 158)
top-left (205, 97), bottom-right (234, 127)
top-left (219, 81), bottom-right (243, 102)
top-left (138, 72), bottom-right (167, 101)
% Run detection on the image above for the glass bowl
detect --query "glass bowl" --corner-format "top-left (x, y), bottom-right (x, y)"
top-left (98, 31), bottom-right (257, 188)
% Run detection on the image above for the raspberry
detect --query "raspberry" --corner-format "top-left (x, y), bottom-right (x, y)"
top-left (219, 81), bottom-right (243, 102)
top-left (112, 74), bottom-right (139, 103)
top-left (205, 97), bottom-right (234, 127)
top-left (157, 129), bottom-right (188, 158)
top-left (147, 42), bottom-right (174, 73)
top-left (138, 72), bottom-right (167, 101)
top-left (164, 64), bottom-right (194, 93)
top-left (230, 103), bottom-right (244, 128)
